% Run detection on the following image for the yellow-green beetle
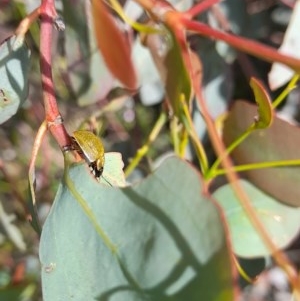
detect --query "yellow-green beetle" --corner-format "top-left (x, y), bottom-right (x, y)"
top-left (72, 130), bottom-right (105, 180)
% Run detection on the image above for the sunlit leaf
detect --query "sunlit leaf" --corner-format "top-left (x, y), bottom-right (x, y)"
top-left (213, 179), bottom-right (300, 258)
top-left (92, 0), bottom-right (137, 90)
top-left (40, 157), bottom-right (234, 301)
top-left (249, 77), bottom-right (273, 129)
top-left (101, 152), bottom-right (126, 187)
top-left (0, 35), bottom-right (30, 124)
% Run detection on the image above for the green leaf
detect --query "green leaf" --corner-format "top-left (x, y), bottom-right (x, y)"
top-left (0, 284), bottom-right (33, 301)
top-left (223, 100), bottom-right (300, 206)
top-left (40, 157), bottom-right (234, 301)
top-left (101, 152), bottom-right (126, 186)
top-left (213, 179), bottom-right (300, 258)
top-left (164, 29), bottom-right (192, 117)
top-left (249, 77), bottom-right (273, 129)
top-left (0, 35), bottom-right (30, 124)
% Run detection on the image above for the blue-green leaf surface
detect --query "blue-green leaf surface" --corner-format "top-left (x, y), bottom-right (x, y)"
top-left (101, 152), bottom-right (126, 187)
top-left (213, 180), bottom-right (300, 258)
top-left (40, 157), bottom-right (234, 301)
top-left (0, 35), bottom-right (30, 124)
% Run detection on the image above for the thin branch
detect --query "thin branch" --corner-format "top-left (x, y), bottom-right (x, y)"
top-left (183, 19), bottom-right (300, 73)
top-left (185, 0), bottom-right (221, 19)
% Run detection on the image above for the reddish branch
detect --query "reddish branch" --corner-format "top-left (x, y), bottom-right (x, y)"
top-left (185, 0), bottom-right (221, 19)
top-left (39, 0), bottom-right (71, 149)
top-left (182, 19), bottom-right (300, 73)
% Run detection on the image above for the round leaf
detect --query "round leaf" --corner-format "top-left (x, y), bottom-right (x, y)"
top-left (223, 100), bottom-right (300, 206)
top-left (213, 179), bottom-right (300, 258)
top-left (0, 35), bottom-right (31, 124)
top-left (40, 157), bottom-right (234, 301)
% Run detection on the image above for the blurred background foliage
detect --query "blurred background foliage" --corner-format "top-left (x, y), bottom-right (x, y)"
top-left (0, 0), bottom-right (298, 300)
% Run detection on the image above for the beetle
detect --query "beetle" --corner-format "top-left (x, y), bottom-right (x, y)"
top-left (71, 130), bottom-right (105, 180)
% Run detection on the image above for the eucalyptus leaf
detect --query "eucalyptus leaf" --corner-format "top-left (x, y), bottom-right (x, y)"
top-left (223, 100), bottom-right (300, 206)
top-left (40, 157), bottom-right (234, 301)
top-left (0, 35), bottom-right (30, 124)
top-left (101, 152), bottom-right (126, 187)
top-left (213, 180), bottom-right (300, 258)
top-left (250, 77), bottom-right (273, 129)
top-left (164, 28), bottom-right (191, 117)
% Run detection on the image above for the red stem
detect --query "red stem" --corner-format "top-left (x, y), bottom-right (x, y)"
top-left (185, 0), bottom-right (221, 19)
top-left (39, 0), bottom-right (71, 148)
top-left (183, 19), bottom-right (300, 73)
